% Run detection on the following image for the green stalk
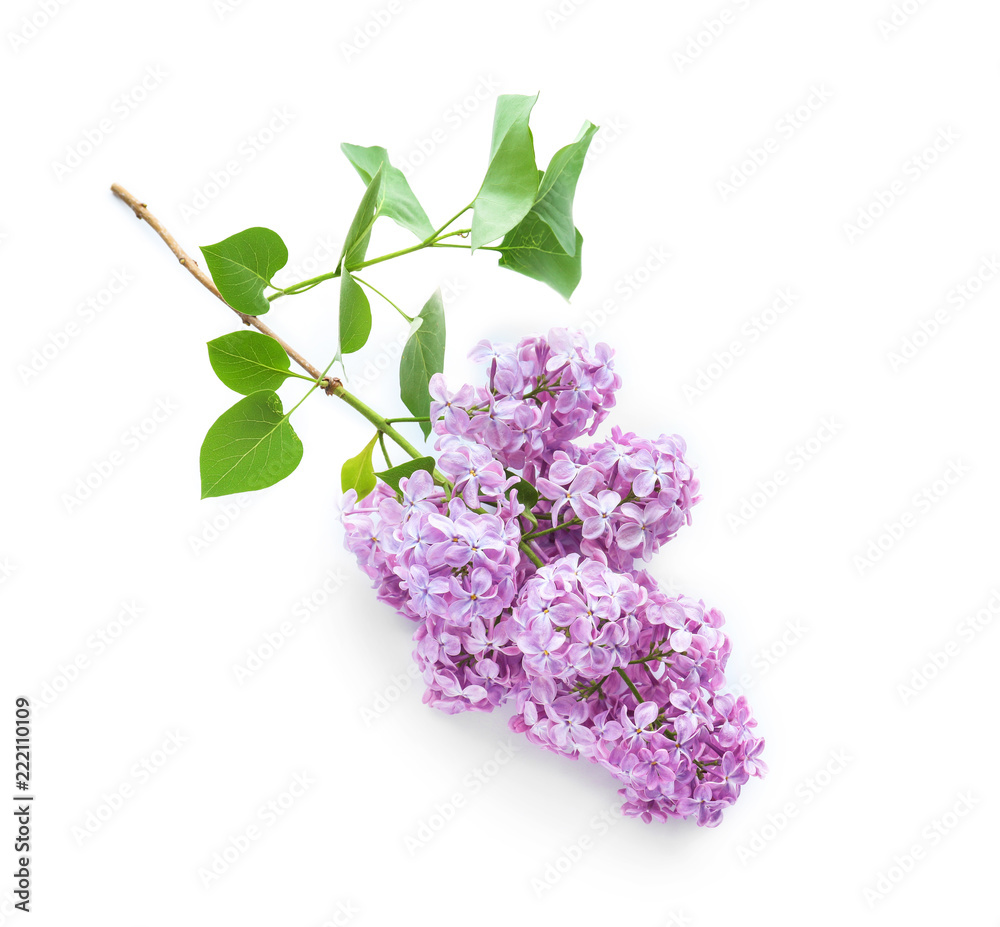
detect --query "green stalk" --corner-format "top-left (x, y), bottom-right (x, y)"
top-left (377, 432), bottom-right (392, 468)
top-left (523, 518), bottom-right (581, 540)
top-left (615, 667), bottom-right (645, 705)
top-left (352, 274), bottom-right (413, 322)
top-left (519, 542), bottom-right (545, 568)
top-left (330, 383), bottom-right (447, 485)
top-left (268, 205), bottom-right (474, 303)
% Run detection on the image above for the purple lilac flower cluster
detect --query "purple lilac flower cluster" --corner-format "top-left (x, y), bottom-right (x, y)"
top-left (339, 329), bottom-right (765, 826)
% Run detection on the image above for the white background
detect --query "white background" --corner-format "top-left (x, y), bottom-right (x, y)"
top-left (3, 0), bottom-right (999, 923)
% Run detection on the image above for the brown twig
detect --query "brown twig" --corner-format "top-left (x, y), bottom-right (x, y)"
top-left (110, 182), bottom-right (338, 389)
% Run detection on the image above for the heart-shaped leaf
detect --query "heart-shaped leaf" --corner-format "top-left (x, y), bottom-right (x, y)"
top-left (494, 121), bottom-right (597, 298)
top-left (339, 270), bottom-right (372, 355)
top-left (200, 227), bottom-right (288, 316)
top-left (399, 290), bottom-right (446, 438)
top-left (341, 433), bottom-right (380, 499)
top-left (341, 143), bottom-right (434, 240)
top-left (498, 216), bottom-right (583, 300)
top-left (207, 331), bottom-right (293, 395)
top-left (471, 94), bottom-right (539, 250)
top-left (529, 121), bottom-right (597, 256)
top-left (511, 478), bottom-right (539, 509)
top-left (200, 390), bottom-right (303, 498)
top-left (375, 456), bottom-right (437, 495)
top-left (340, 165), bottom-right (384, 270)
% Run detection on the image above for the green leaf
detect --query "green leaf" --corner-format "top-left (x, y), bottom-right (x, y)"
top-left (498, 216), bottom-right (584, 300)
top-left (471, 94), bottom-right (539, 250)
top-left (207, 331), bottom-right (293, 395)
top-left (512, 478), bottom-right (539, 509)
top-left (200, 390), bottom-right (303, 498)
top-left (374, 456), bottom-right (437, 495)
top-left (399, 290), bottom-right (446, 438)
top-left (200, 227), bottom-right (288, 317)
top-left (341, 433), bottom-right (379, 499)
top-left (341, 143), bottom-right (434, 240)
top-left (340, 165), bottom-right (384, 270)
top-left (492, 122), bottom-right (596, 298)
top-left (339, 270), bottom-right (372, 355)
top-left (530, 121), bottom-right (597, 256)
